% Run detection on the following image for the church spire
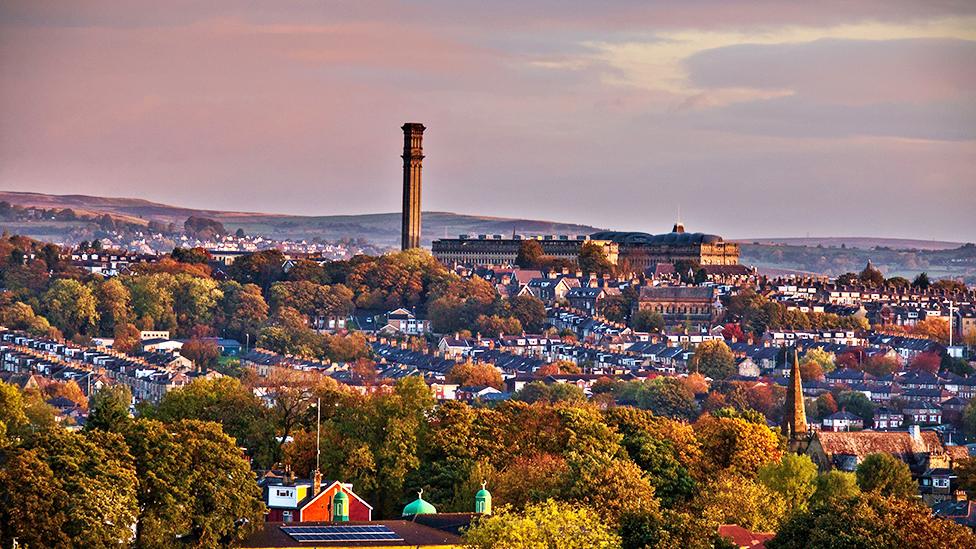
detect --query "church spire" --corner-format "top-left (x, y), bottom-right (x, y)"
top-left (782, 347), bottom-right (807, 440)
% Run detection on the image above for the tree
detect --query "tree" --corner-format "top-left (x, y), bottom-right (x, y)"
top-left (631, 309), bottom-right (664, 332)
top-left (911, 272), bottom-right (930, 289)
top-left (690, 340), bottom-right (736, 379)
top-left (858, 262), bottom-right (884, 286)
top-left (578, 242), bottom-right (614, 275)
top-left (181, 338), bottom-right (221, 371)
top-left (0, 429), bottom-right (138, 548)
top-left (909, 352), bottom-right (941, 375)
top-left (963, 400), bottom-right (976, 438)
top-left (803, 348), bottom-right (836, 373)
top-left (886, 276), bottom-right (910, 289)
top-left (86, 385), bottom-right (132, 433)
top-left (508, 295), bottom-right (547, 333)
top-left (835, 391), bottom-right (875, 424)
top-left (228, 249), bottom-right (286, 290)
top-left (513, 382), bottom-right (585, 404)
top-left (693, 473), bottom-right (786, 532)
top-left (620, 507), bottom-right (732, 549)
top-left (695, 413), bottom-right (784, 477)
top-left (809, 471), bottom-right (859, 508)
top-left (146, 377), bottom-right (274, 466)
top-left (956, 457), bottom-right (976, 497)
top-left (462, 499), bottom-right (620, 549)
top-left (94, 277), bottom-right (131, 336)
top-left (447, 362), bottom-right (503, 389)
top-left (258, 306), bottom-right (324, 358)
top-left (637, 377), bottom-right (698, 420)
top-left (0, 381), bottom-right (29, 439)
top-left (219, 281), bottom-right (268, 343)
top-left (768, 493), bottom-right (976, 549)
top-left (49, 380), bottom-right (88, 409)
top-left (605, 408), bottom-right (696, 508)
top-left (861, 355), bottom-right (900, 377)
top-left (811, 393), bottom-right (838, 422)
top-left (113, 322), bottom-right (142, 354)
top-left (151, 420), bottom-right (264, 545)
top-left (43, 278), bottom-right (99, 337)
top-left (572, 459), bottom-right (658, 525)
top-left (855, 453), bottom-right (916, 499)
top-left (515, 240), bottom-right (545, 269)
top-left (799, 361), bottom-right (824, 382)
top-left (758, 454), bottom-right (818, 517)
top-left (171, 246), bottom-right (212, 264)
top-left (912, 317), bottom-right (950, 344)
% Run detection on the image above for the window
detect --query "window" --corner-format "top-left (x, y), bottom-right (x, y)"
top-left (934, 478), bottom-right (949, 488)
top-left (282, 511), bottom-right (293, 522)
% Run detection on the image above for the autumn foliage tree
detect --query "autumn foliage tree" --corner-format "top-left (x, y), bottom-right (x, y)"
top-left (447, 362), bottom-right (504, 389)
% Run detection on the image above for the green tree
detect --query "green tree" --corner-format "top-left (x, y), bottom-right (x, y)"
top-left (963, 399), bottom-right (976, 438)
top-left (690, 340), bottom-right (736, 379)
top-left (835, 391), bottom-right (875, 424)
top-left (258, 306), bottom-right (325, 358)
top-left (171, 274), bottom-right (222, 336)
top-left (578, 242), bottom-right (614, 275)
top-left (509, 295), bottom-right (547, 333)
top-left (604, 408), bottom-right (696, 508)
top-left (631, 309), bottom-right (664, 332)
top-left (912, 272), bottom-right (930, 289)
top-left (463, 499), bottom-right (620, 549)
top-left (94, 277), bottom-right (132, 336)
top-left (228, 249), bottom-right (286, 291)
top-left (855, 453), bottom-right (916, 499)
top-left (758, 454), bottom-right (818, 517)
top-left (219, 281), bottom-right (269, 343)
top-left (147, 420), bottom-right (264, 546)
top-left (0, 428), bottom-right (138, 547)
top-left (146, 377), bottom-right (275, 466)
top-left (637, 377), bottom-right (698, 420)
top-left (809, 470), bottom-right (860, 508)
top-left (0, 381), bottom-right (29, 440)
top-left (86, 385), bottom-right (132, 433)
top-left (803, 348), bottom-right (836, 373)
top-left (693, 473), bottom-right (786, 532)
top-left (767, 493), bottom-right (976, 549)
top-left (43, 278), bottom-right (99, 337)
top-left (620, 507), bottom-right (733, 549)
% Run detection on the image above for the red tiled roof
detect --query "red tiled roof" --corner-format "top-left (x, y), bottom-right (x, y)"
top-left (718, 524), bottom-right (774, 548)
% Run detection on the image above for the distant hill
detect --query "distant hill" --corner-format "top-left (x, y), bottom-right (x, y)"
top-left (0, 191), bottom-right (602, 247)
top-left (737, 237), bottom-right (965, 251)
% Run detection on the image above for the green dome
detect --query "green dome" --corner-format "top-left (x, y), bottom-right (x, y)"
top-left (402, 491), bottom-right (437, 516)
top-left (476, 488), bottom-right (491, 498)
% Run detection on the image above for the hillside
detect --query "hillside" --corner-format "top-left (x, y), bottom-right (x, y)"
top-left (738, 237), bottom-right (965, 251)
top-left (0, 191), bottom-right (601, 247)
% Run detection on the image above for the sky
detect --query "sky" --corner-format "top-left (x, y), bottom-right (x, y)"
top-left (1, 1), bottom-right (974, 241)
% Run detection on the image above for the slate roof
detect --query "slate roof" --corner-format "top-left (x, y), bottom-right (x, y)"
top-left (591, 230), bottom-right (724, 245)
top-left (240, 521), bottom-right (462, 548)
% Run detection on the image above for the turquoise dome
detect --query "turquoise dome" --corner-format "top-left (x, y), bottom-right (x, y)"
top-left (402, 491), bottom-right (437, 516)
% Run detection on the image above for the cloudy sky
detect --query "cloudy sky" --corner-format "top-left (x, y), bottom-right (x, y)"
top-left (1, 1), bottom-right (974, 240)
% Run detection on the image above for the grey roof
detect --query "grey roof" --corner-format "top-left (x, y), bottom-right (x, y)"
top-left (590, 230), bottom-right (724, 245)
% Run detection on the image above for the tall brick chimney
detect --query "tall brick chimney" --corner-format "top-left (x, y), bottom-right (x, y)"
top-left (401, 123), bottom-right (425, 250)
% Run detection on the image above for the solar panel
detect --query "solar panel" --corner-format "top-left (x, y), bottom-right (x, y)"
top-left (280, 525), bottom-right (404, 543)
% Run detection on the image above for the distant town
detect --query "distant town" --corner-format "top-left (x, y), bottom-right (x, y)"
top-left (1, 121), bottom-right (975, 549)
